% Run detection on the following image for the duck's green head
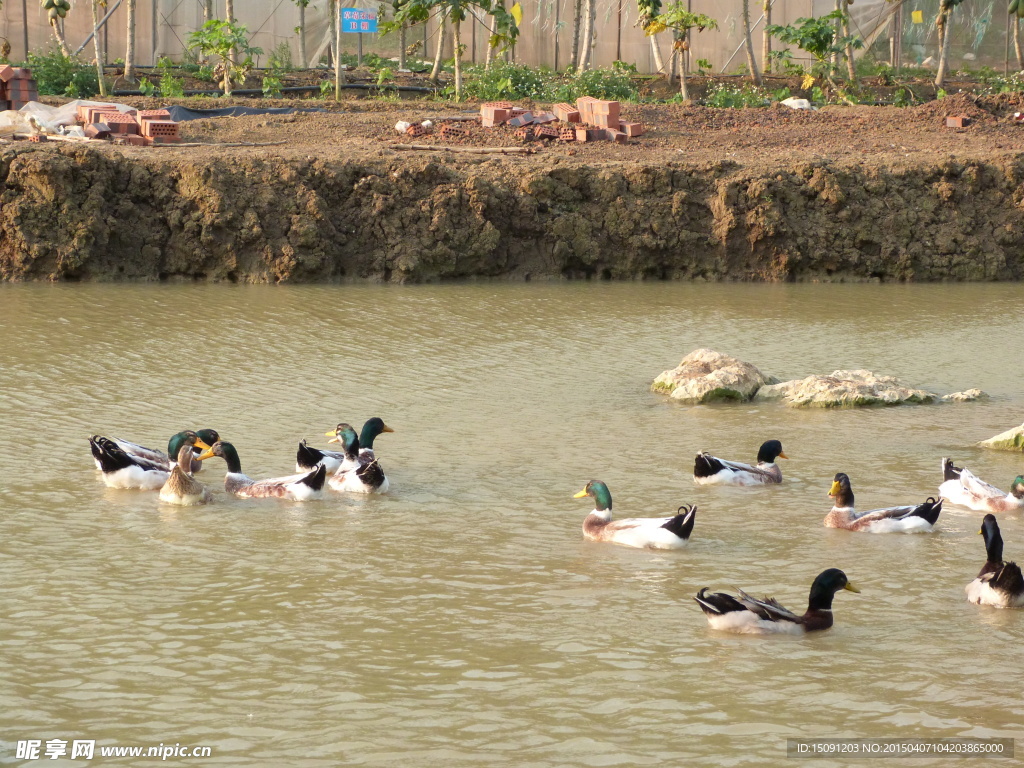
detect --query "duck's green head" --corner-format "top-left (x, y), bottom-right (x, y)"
top-left (808, 568), bottom-right (859, 611)
top-left (360, 417), bottom-right (394, 449)
top-left (574, 480), bottom-right (612, 511)
top-left (1011, 476), bottom-right (1024, 499)
top-left (167, 430), bottom-right (212, 458)
top-left (326, 423), bottom-right (360, 456)
top-left (757, 439), bottom-right (788, 464)
top-left (196, 440), bottom-right (242, 473)
top-left (196, 429), bottom-right (221, 447)
top-left (829, 472), bottom-right (854, 508)
top-left (980, 514), bottom-right (1005, 563)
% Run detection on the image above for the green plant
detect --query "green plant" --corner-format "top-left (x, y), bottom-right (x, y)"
top-left (376, 67), bottom-right (394, 87)
top-left (268, 41), bottom-right (293, 74)
top-left (892, 87), bottom-right (910, 107)
top-left (644, 4), bottom-right (717, 100)
top-left (766, 10), bottom-right (862, 93)
top-left (695, 57), bottom-right (712, 76)
top-left (703, 82), bottom-right (770, 108)
top-left (195, 64), bottom-right (216, 82)
top-left (27, 46), bottom-right (99, 97)
top-left (156, 57), bottom-right (185, 98)
top-left (187, 19), bottom-right (263, 95)
top-left (319, 79), bottom-right (333, 98)
top-left (138, 76), bottom-right (157, 96)
top-left (452, 60), bottom-right (547, 101)
top-left (262, 75), bottom-right (283, 97)
top-left (571, 63), bottom-right (640, 101)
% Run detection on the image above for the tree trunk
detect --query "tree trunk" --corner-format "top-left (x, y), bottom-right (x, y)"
top-left (650, 33), bottom-right (665, 74)
top-left (762, 0), bottom-right (771, 74)
top-left (225, 0), bottom-right (238, 65)
top-left (124, 0), bottom-right (137, 82)
top-left (832, 0), bottom-right (841, 69)
top-left (203, 0), bottom-right (212, 24)
top-left (50, 19), bottom-right (72, 57)
top-left (935, 4), bottom-right (952, 88)
top-left (1016, 18), bottom-right (1024, 70)
top-left (334, 0), bottom-right (346, 96)
top-left (741, 0), bottom-right (762, 85)
top-left (570, 0), bottom-right (582, 71)
top-left (430, 14), bottom-right (447, 82)
top-left (453, 15), bottom-right (462, 100)
top-left (842, 0), bottom-right (856, 81)
top-left (399, 23), bottom-right (407, 70)
top-left (679, 35), bottom-right (688, 100)
top-left (578, 0), bottom-right (594, 70)
top-left (298, 3), bottom-right (307, 68)
top-left (91, 0), bottom-right (106, 95)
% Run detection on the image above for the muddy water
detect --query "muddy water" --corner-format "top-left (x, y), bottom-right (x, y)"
top-left (1, 283), bottom-right (1022, 766)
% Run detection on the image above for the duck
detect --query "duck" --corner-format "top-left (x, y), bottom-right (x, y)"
top-left (197, 441), bottom-right (326, 501)
top-left (693, 440), bottom-right (787, 486)
top-left (89, 431), bottom-right (213, 490)
top-left (572, 480), bottom-right (696, 550)
top-left (825, 472), bottom-right (942, 533)
top-left (296, 417), bottom-right (394, 474)
top-left (91, 429), bottom-right (220, 474)
top-left (966, 514), bottom-right (1024, 608)
top-left (695, 568), bottom-right (859, 634)
top-left (938, 458), bottom-right (1024, 513)
top-left (327, 424), bottom-right (389, 493)
top-left (159, 443), bottom-right (213, 506)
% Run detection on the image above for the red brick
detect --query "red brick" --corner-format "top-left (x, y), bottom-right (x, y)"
top-left (553, 103), bottom-right (581, 123)
top-left (0, 64), bottom-right (14, 82)
top-left (27, 134), bottom-right (47, 142)
top-left (483, 101), bottom-right (514, 110)
top-left (85, 122), bottom-right (111, 139)
top-left (945, 115), bottom-right (970, 128)
top-left (605, 129), bottom-right (627, 144)
top-left (513, 126), bottom-right (534, 141)
top-left (510, 107), bottom-right (528, 116)
top-left (12, 67), bottom-right (31, 79)
top-left (530, 112), bottom-right (557, 125)
top-left (508, 113), bottom-right (533, 128)
top-left (534, 125), bottom-right (559, 139)
top-left (481, 106), bottom-right (511, 127)
top-left (620, 122), bottom-right (644, 137)
top-left (559, 127), bottom-right (576, 141)
top-left (138, 109), bottom-right (171, 120)
top-left (405, 123), bottom-right (426, 137)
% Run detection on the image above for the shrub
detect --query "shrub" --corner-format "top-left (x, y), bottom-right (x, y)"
top-left (27, 47), bottom-right (99, 97)
top-left (703, 82), bottom-right (770, 108)
top-left (454, 61), bottom-right (548, 101)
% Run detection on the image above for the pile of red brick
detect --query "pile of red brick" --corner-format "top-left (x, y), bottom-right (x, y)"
top-left (480, 97), bottom-right (645, 144)
top-left (75, 105), bottom-right (182, 146)
top-left (0, 65), bottom-right (39, 110)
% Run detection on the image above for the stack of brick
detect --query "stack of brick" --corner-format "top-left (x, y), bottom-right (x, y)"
top-left (471, 99), bottom-right (645, 144)
top-left (75, 105), bottom-right (181, 145)
top-left (0, 65), bottom-right (40, 110)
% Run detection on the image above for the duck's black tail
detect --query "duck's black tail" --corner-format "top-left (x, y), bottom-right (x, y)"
top-left (662, 504), bottom-right (696, 541)
top-left (296, 440), bottom-right (324, 471)
top-left (89, 436), bottom-right (133, 472)
top-left (299, 464), bottom-right (327, 491)
top-left (694, 588), bottom-right (746, 616)
top-left (694, 452), bottom-right (724, 479)
top-left (911, 497), bottom-right (943, 526)
top-left (942, 457), bottom-right (962, 482)
top-left (991, 562), bottom-right (1024, 597)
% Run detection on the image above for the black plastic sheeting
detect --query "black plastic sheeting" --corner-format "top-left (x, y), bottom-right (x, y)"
top-left (161, 105), bottom-right (328, 122)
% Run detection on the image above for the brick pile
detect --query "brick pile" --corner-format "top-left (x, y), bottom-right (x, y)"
top-left (0, 65), bottom-right (39, 110)
top-left (73, 105), bottom-right (182, 145)
top-left (476, 97), bottom-right (645, 144)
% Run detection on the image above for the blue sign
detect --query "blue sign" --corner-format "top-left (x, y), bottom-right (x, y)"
top-left (341, 9), bottom-right (377, 33)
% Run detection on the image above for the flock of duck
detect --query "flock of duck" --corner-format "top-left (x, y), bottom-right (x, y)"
top-left (89, 428), bottom-right (1024, 635)
top-left (573, 439), bottom-right (1024, 634)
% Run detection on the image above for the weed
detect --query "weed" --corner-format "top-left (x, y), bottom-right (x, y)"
top-left (704, 82), bottom-right (771, 108)
top-left (262, 75), bottom-right (283, 98)
top-left (268, 41), bottom-right (293, 74)
top-left (27, 46), bottom-right (99, 97)
top-left (157, 57), bottom-right (185, 98)
top-left (138, 77), bottom-right (157, 97)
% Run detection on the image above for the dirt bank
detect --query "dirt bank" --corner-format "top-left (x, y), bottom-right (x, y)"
top-left (3, 92), bottom-right (1024, 282)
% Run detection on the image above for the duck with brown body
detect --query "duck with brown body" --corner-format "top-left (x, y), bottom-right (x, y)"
top-left (966, 515), bottom-right (1024, 608)
top-left (198, 441), bottom-right (326, 501)
top-left (159, 443), bottom-right (213, 506)
top-left (90, 430), bottom-right (214, 490)
top-left (939, 458), bottom-right (1024, 514)
top-left (573, 480), bottom-right (696, 550)
top-left (825, 473), bottom-right (942, 533)
top-left (695, 569), bottom-right (859, 634)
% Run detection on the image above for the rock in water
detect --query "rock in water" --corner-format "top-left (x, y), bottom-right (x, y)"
top-left (752, 370), bottom-right (938, 408)
top-left (651, 349), bottom-right (777, 404)
top-left (941, 389), bottom-right (987, 403)
top-left (979, 423), bottom-right (1024, 452)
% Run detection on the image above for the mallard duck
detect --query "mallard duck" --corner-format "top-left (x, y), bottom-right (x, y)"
top-left (695, 568), bottom-right (859, 634)
top-left (159, 443), bottom-right (213, 506)
top-left (296, 417), bottom-right (394, 473)
top-left (966, 515), bottom-right (1024, 608)
top-left (825, 473), bottom-right (942, 533)
top-left (572, 480), bottom-right (696, 550)
top-left (89, 431), bottom-right (212, 490)
top-left (693, 440), bottom-right (787, 486)
top-left (326, 424), bottom-right (389, 493)
top-left (197, 441), bottom-right (326, 501)
top-left (939, 458), bottom-right (1024, 513)
top-left (91, 429), bottom-right (220, 474)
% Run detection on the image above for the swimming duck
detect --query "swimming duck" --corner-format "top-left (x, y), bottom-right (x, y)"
top-left (89, 431), bottom-right (212, 490)
top-left (825, 473), bottom-right (942, 533)
top-left (197, 441), bottom-right (326, 500)
top-left (91, 429), bottom-right (220, 474)
top-left (693, 440), bottom-right (787, 486)
top-left (326, 424), bottom-right (389, 493)
top-left (966, 515), bottom-right (1024, 608)
top-left (159, 443), bottom-right (213, 506)
top-left (938, 458), bottom-right (1024, 514)
top-left (296, 417), bottom-right (394, 473)
top-left (572, 480), bottom-right (696, 550)
top-left (695, 568), bottom-right (859, 634)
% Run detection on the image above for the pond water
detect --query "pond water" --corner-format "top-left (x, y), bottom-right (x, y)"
top-left (1, 283), bottom-right (1022, 766)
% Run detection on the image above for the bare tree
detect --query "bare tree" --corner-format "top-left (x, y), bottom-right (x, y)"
top-left (294, 0), bottom-right (310, 68)
top-left (762, 0), bottom-right (771, 74)
top-left (842, 0), bottom-right (855, 81)
top-left (90, 0), bottom-right (106, 95)
top-left (430, 13), bottom-right (447, 81)
top-left (577, 0), bottom-right (594, 70)
top-left (934, 0), bottom-right (958, 88)
top-left (570, 0), bottom-right (582, 69)
top-left (1015, 16), bottom-right (1024, 70)
top-left (226, 0), bottom-right (238, 65)
top-left (741, 0), bottom-right (761, 85)
top-left (124, 0), bottom-right (137, 82)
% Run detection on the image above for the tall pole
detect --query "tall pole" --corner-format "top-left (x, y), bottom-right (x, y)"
top-left (21, 0), bottom-right (29, 61)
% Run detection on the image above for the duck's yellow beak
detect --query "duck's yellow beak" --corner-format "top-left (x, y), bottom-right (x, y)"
top-left (829, 480), bottom-right (840, 497)
top-left (324, 430), bottom-right (337, 437)
top-left (195, 447), bottom-right (215, 461)
top-left (193, 438), bottom-right (212, 451)
top-left (327, 436), bottom-right (340, 443)
top-left (844, 582), bottom-right (860, 593)
top-left (778, 451), bottom-right (789, 460)
top-left (978, 528), bottom-right (983, 535)
top-left (573, 489), bottom-right (589, 499)
top-left (383, 425), bottom-right (395, 433)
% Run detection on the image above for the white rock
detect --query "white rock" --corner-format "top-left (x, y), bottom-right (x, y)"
top-left (421, 119), bottom-right (434, 132)
top-left (395, 121), bottom-right (411, 133)
top-left (979, 423), bottom-right (1024, 452)
top-left (652, 349), bottom-right (777, 404)
top-left (780, 97), bottom-right (813, 110)
top-left (753, 370), bottom-right (937, 408)
top-left (941, 389), bottom-right (987, 402)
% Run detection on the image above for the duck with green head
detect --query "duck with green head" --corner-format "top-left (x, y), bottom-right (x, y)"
top-left (197, 441), bottom-right (326, 500)
top-left (296, 417), bottom-right (394, 474)
top-left (938, 458), bottom-right (1024, 513)
top-left (326, 423), bottom-right (389, 493)
top-left (825, 472), bottom-right (942, 533)
top-left (695, 569), bottom-right (859, 634)
top-left (159, 443), bottom-right (213, 506)
top-left (693, 439), bottom-right (787, 486)
top-left (966, 515), bottom-right (1024, 608)
top-left (572, 480), bottom-right (696, 550)
top-left (89, 430), bottom-right (213, 490)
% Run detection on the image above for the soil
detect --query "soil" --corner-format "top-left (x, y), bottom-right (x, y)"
top-left (3, 85), bottom-right (1024, 282)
